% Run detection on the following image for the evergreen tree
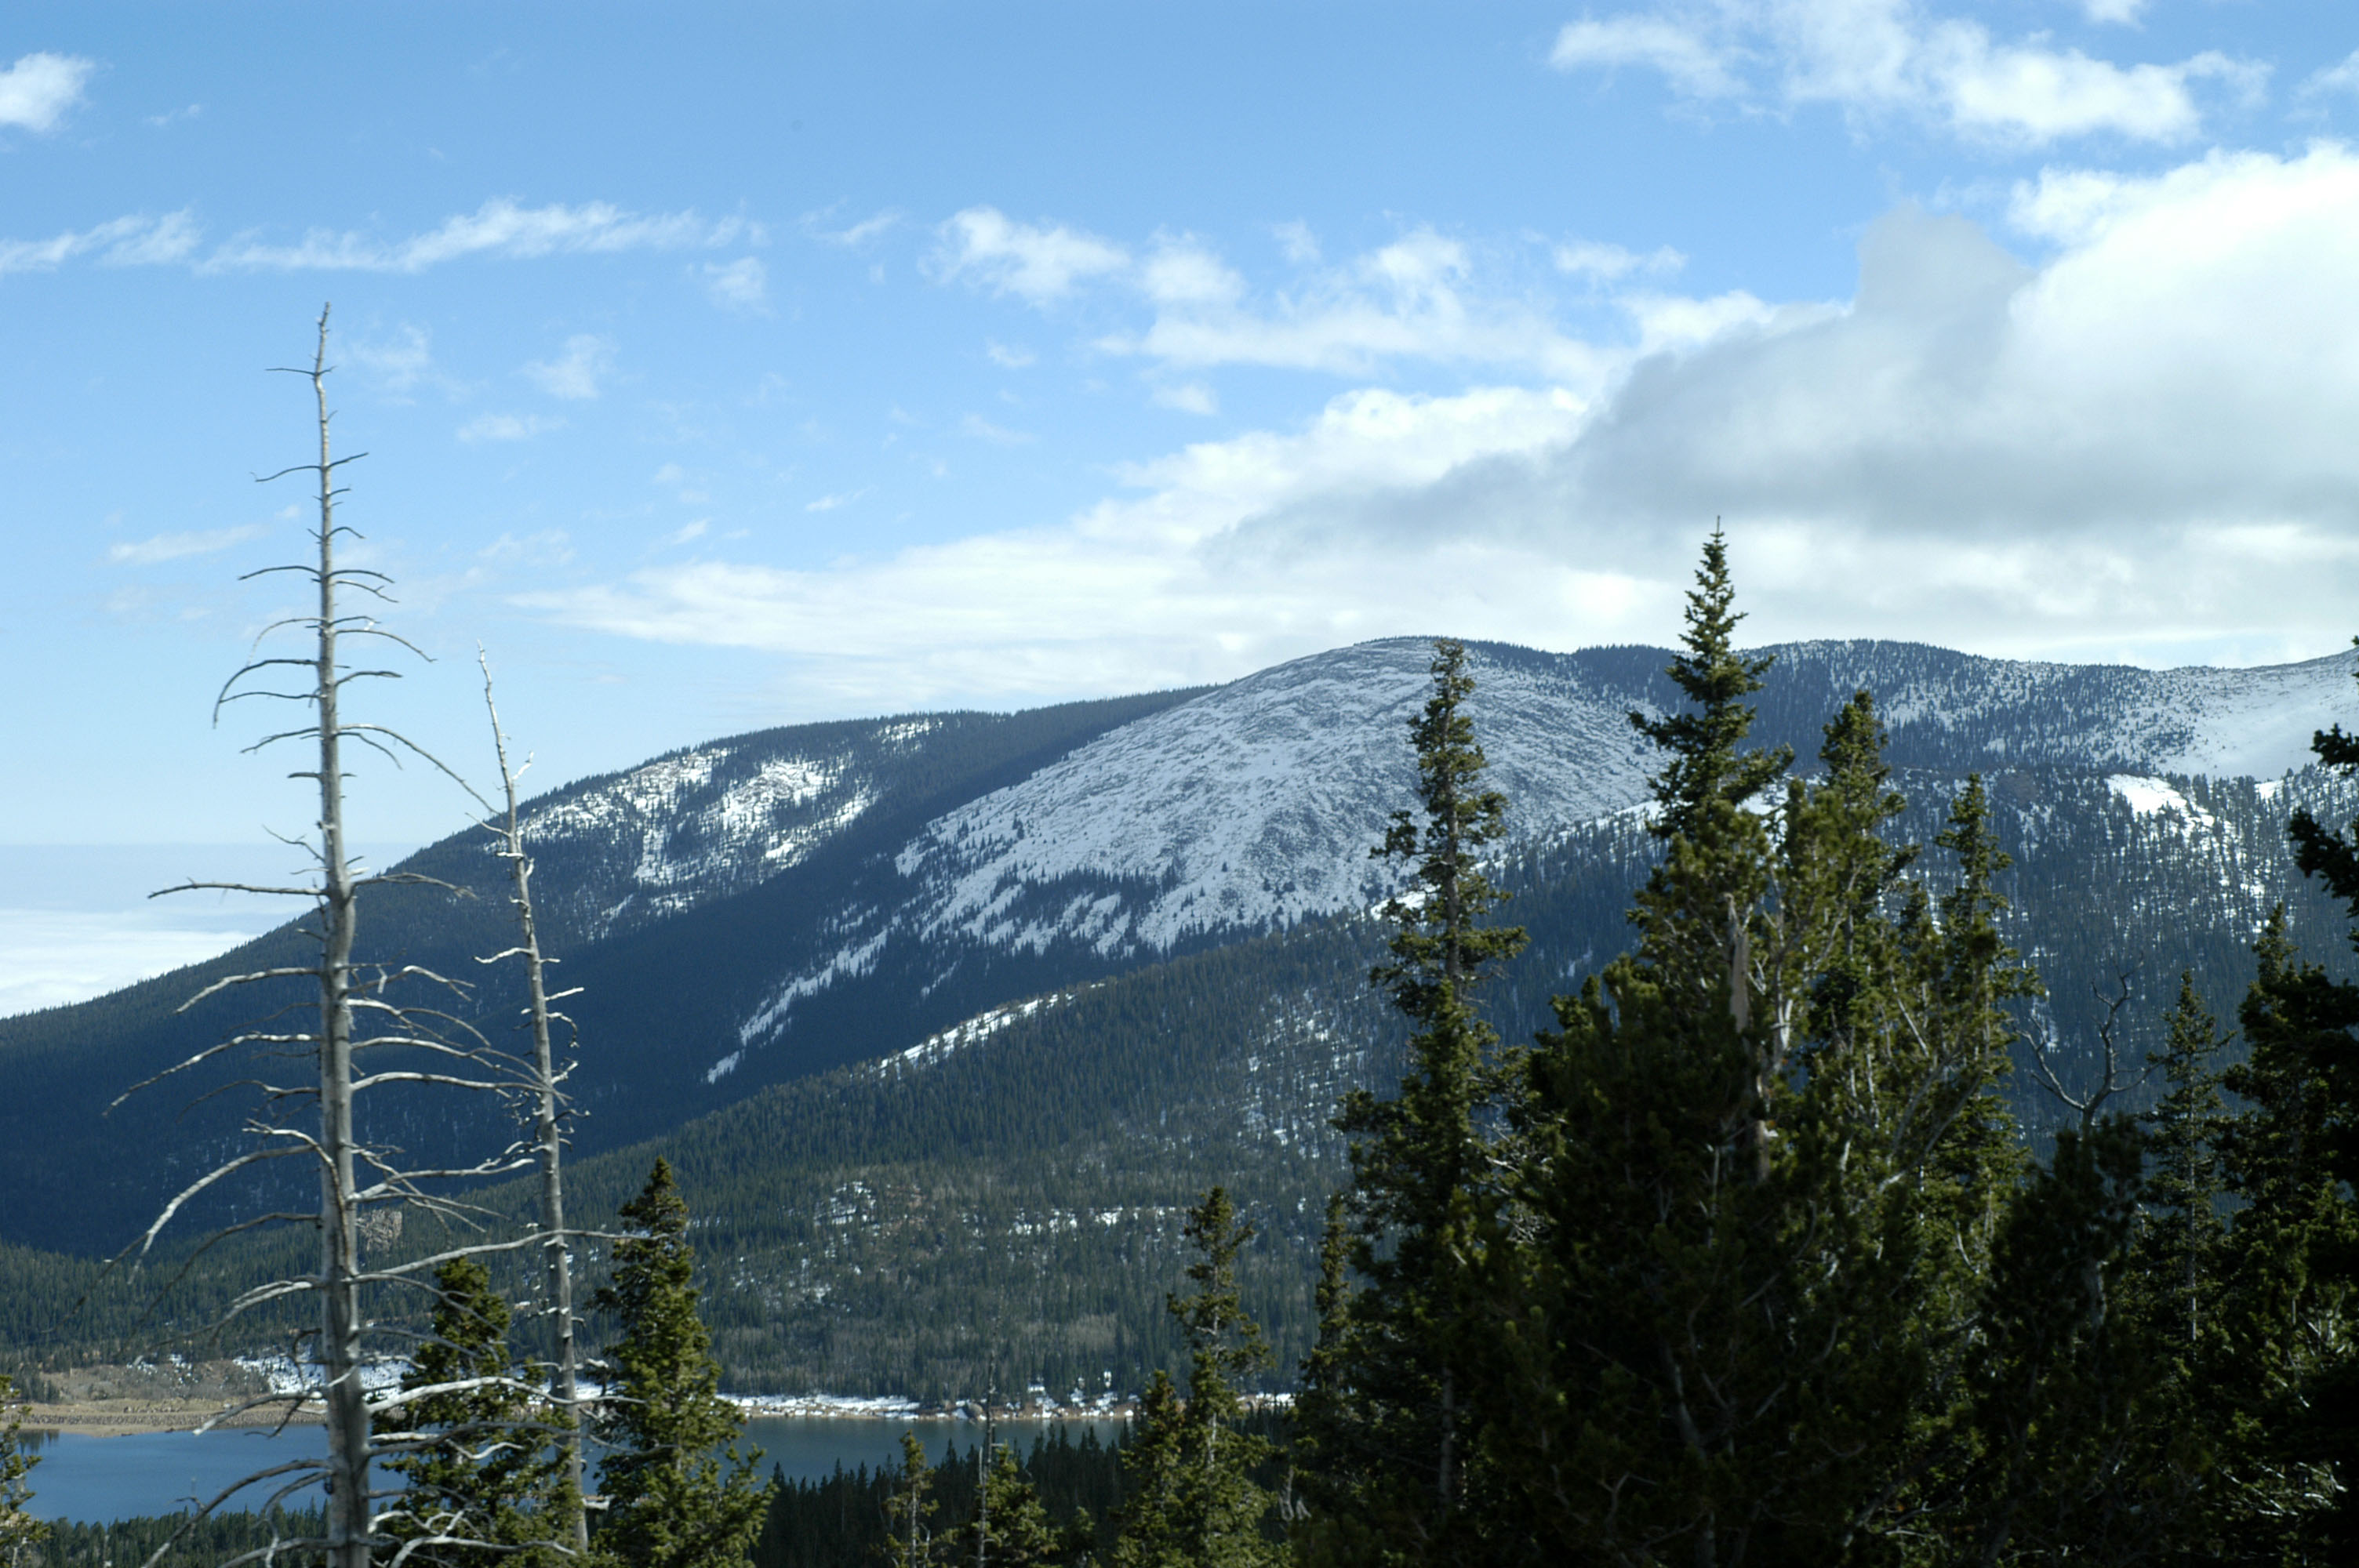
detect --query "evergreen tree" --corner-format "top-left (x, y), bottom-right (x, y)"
top-left (951, 1444), bottom-right (1060, 1568)
top-left (378, 1256), bottom-right (572, 1566)
top-left (1297, 638), bottom-right (1526, 1564)
top-left (2136, 975), bottom-right (2230, 1365)
top-left (1113, 1188), bottom-right (1280, 1568)
top-left (0, 1374), bottom-right (46, 1568)
top-left (2268, 638), bottom-right (2359, 1552)
top-left (1630, 527), bottom-right (1790, 846)
top-left (1485, 540), bottom-right (2026, 1563)
top-left (881, 1430), bottom-right (942, 1568)
top-left (1965, 1109), bottom-right (2161, 1564)
top-left (594, 1159), bottom-right (772, 1568)
top-left (2212, 911), bottom-right (2357, 1555)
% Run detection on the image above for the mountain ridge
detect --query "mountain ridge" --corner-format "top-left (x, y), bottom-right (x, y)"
top-left (1, 635), bottom-right (2353, 1266)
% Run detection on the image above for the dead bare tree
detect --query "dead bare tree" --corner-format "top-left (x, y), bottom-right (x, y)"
top-left (2028, 970), bottom-right (2157, 1132)
top-left (112, 307), bottom-right (570, 1568)
top-left (476, 648), bottom-right (591, 1557)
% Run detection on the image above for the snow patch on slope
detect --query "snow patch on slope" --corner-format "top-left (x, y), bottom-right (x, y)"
top-left (736, 927), bottom-right (893, 1047)
top-left (2107, 775), bottom-right (2217, 829)
top-left (885, 993), bottom-right (1075, 1073)
top-left (893, 641), bottom-right (1659, 957)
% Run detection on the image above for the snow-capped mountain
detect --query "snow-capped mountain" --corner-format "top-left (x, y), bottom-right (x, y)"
top-left (714, 637), bottom-right (2355, 1067)
top-left (4, 635), bottom-right (2354, 1259)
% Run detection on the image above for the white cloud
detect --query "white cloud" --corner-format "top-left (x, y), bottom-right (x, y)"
top-left (1554, 239), bottom-right (1685, 282)
top-left (205, 198), bottom-right (752, 273)
top-left (516, 385), bottom-right (1604, 704)
top-left (1551, 16), bottom-right (1744, 98)
top-left (524, 335), bottom-right (616, 400)
top-left (0, 211), bottom-right (198, 276)
top-left (0, 52), bottom-right (95, 133)
top-left (986, 339), bottom-right (1037, 368)
top-left (1274, 221), bottom-right (1321, 264)
top-left (817, 209), bottom-right (901, 246)
top-left (668, 520), bottom-right (710, 544)
top-left (107, 524), bottom-right (264, 565)
top-left (1152, 382), bottom-right (1219, 416)
top-left (349, 325), bottom-right (439, 394)
top-left (933, 207), bottom-right (1130, 303)
top-left (477, 529), bottom-right (575, 565)
top-left (1551, 2), bottom-right (2259, 147)
top-left (960, 413), bottom-right (1035, 445)
top-left (459, 412), bottom-right (562, 443)
top-left (2301, 50), bottom-right (2359, 102)
top-left (1102, 228), bottom-right (1612, 383)
top-left (522, 146), bottom-right (2359, 694)
top-left (805, 488), bottom-right (871, 513)
top-left (1141, 240), bottom-right (1245, 306)
top-left (2081, 0), bottom-right (2145, 24)
top-left (706, 256), bottom-right (767, 310)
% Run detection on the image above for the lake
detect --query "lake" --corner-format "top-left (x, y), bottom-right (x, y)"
top-left (21, 1417), bottom-right (1129, 1523)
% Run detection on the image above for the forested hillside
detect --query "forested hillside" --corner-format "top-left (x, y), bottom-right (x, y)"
top-left (4, 637), bottom-right (2352, 1266)
top-left (6, 754), bottom-right (2351, 1398)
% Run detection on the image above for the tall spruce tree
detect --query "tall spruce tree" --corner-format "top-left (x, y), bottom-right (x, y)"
top-left (1963, 1105), bottom-right (2157, 1565)
top-left (1485, 539), bottom-right (2026, 1563)
top-left (952, 1444), bottom-right (1060, 1568)
top-left (378, 1256), bottom-right (572, 1566)
top-left (881, 1430), bottom-right (942, 1568)
top-left (2212, 910), bottom-right (2358, 1555)
top-left (593, 1159), bottom-right (771, 1568)
top-left (1113, 1188), bottom-right (1280, 1568)
top-left (2137, 975), bottom-right (2230, 1365)
top-left (1296, 637), bottom-right (1526, 1566)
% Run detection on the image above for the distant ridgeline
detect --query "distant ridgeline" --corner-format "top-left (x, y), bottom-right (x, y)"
top-left (2, 637), bottom-right (2354, 1396)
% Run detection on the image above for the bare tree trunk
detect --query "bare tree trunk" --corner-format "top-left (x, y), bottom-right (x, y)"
top-left (120, 307), bottom-right (567, 1568)
top-left (302, 309), bottom-right (373, 1568)
top-left (479, 659), bottom-right (588, 1555)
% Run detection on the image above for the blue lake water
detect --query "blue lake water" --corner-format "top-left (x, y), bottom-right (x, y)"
top-left (24, 1417), bottom-right (1129, 1523)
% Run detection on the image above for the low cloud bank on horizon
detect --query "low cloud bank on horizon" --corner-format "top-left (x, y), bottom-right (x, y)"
top-left (518, 143), bottom-right (2359, 710)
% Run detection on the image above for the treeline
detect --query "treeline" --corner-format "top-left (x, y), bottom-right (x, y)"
top-left (1280, 549), bottom-right (2359, 1563)
top-left (16, 1508), bottom-right (328, 1566)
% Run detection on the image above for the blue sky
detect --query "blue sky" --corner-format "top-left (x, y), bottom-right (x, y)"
top-left (5, 1), bottom-right (2359, 914)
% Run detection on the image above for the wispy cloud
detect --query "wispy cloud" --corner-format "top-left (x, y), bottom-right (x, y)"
top-left (932, 207), bottom-right (1130, 303)
top-left (960, 413), bottom-right (1036, 445)
top-left (0, 52), bottom-right (95, 133)
top-left (705, 256), bottom-right (768, 310)
top-left (986, 340), bottom-right (1037, 368)
top-left (814, 208), bottom-right (902, 247)
top-left (2299, 49), bottom-right (2359, 102)
top-left (348, 325), bottom-right (441, 395)
top-left (2, 199), bottom-right (760, 282)
top-left (0, 212), bottom-right (199, 278)
top-left (1152, 382), bottom-right (1219, 415)
top-left (107, 525), bottom-right (264, 566)
top-left (805, 488), bottom-right (871, 513)
top-left (1551, 1), bottom-right (2262, 147)
top-left (205, 198), bottom-right (756, 273)
top-left (459, 412), bottom-right (563, 443)
top-left (1554, 239), bottom-right (1685, 283)
top-left (478, 529), bottom-right (576, 566)
top-left (1100, 229), bottom-right (1611, 382)
top-left (524, 335), bottom-right (616, 400)
top-left (1552, 16), bottom-right (1744, 98)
